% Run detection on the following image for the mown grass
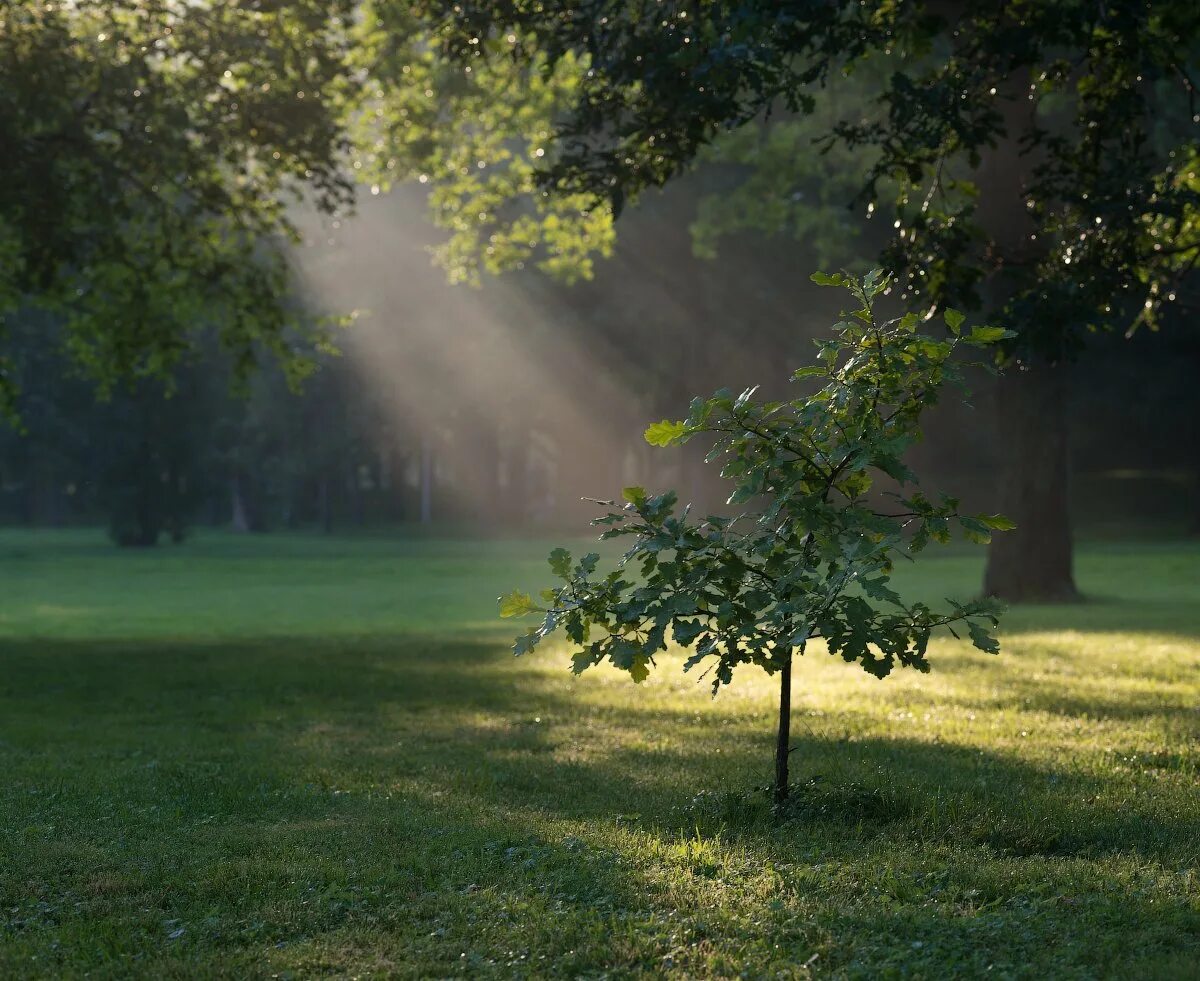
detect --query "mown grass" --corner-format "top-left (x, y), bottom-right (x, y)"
top-left (1, 528), bottom-right (1197, 979)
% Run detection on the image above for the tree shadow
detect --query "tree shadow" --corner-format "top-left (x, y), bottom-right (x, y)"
top-left (1, 631), bottom-right (1196, 975)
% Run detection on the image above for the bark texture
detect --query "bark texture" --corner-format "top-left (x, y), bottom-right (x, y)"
top-left (983, 362), bottom-right (1079, 601)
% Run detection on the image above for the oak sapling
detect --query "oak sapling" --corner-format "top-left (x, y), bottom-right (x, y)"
top-left (501, 270), bottom-right (1012, 808)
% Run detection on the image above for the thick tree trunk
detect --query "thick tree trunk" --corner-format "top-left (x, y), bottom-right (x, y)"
top-left (972, 71), bottom-right (1079, 601)
top-left (774, 651), bottom-right (792, 809)
top-left (983, 363), bottom-right (1079, 601)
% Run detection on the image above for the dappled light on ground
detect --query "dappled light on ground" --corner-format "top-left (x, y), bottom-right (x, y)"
top-left (1, 532), bottom-right (1197, 976)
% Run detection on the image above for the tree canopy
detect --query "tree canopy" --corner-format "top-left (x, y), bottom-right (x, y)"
top-left (422, 1), bottom-right (1198, 340)
top-left (0, 0), bottom-right (358, 417)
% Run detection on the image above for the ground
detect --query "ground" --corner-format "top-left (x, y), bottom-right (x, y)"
top-left (0, 529), bottom-right (1197, 979)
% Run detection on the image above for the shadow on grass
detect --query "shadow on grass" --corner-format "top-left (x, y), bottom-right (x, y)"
top-left (3, 634), bottom-right (1195, 855)
top-left (1, 632), bottom-right (1197, 975)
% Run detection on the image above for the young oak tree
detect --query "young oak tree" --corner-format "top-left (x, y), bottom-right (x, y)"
top-left (501, 271), bottom-right (1011, 807)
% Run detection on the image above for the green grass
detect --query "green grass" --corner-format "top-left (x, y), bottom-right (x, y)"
top-left (1, 528), bottom-right (1197, 978)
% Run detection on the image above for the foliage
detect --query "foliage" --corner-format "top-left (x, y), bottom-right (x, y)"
top-left (688, 62), bottom-right (889, 268)
top-left (0, 0), bottom-right (357, 418)
top-left (351, 4), bottom-right (615, 284)
top-left (422, 1), bottom-right (1200, 349)
top-left (502, 271), bottom-right (1010, 691)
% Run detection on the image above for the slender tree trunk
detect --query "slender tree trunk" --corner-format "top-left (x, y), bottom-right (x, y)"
top-left (396, 443), bottom-right (415, 520)
top-left (1191, 442), bottom-right (1200, 535)
top-left (419, 437), bottom-right (434, 525)
top-left (319, 474), bottom-right (333, 534)
top-left (504, 432), bottom-right (529, 525)
top-left (983, 362), bottom-right (1079, 601)
top-left (231, 475), bottom-right (250, 533)
top-left (774, 650), bottom-right (792, 809)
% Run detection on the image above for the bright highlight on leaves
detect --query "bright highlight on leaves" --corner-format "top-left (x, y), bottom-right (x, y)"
top-left (643, 419), bottom-right (688, 446)
top-left (498, 590), bottom-right (540, 618)
top-left (501, 270), bottom-right (1010, 691)
top-left (967, 326), bottom-right (1015, 345)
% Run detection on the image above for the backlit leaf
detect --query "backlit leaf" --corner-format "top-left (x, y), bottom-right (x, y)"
top-left (644, 419), bottom-right (688, 446)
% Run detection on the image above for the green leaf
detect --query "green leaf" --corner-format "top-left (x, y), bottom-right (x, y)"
top-left (968, 619), bottom-right (1001, 655)
top-left (498, 590), bottom-right (540, 618)
top-left (628, 653), bottom-right (651, 684)
top-left (966, 326), bottom-right (1015, 345)
top-left (809, 271), bottom-right (846, 287)
top-left (622, 485), bottom-right (648, 505)
top-left (548, 547), bottom-right (572, 578)
top-left (944, 308), bottom-right (965, 334)
top-left (644, 419), bottom-right (688, 446)
top-left (792, 365), bottom-right (826, 380)
top-left (565, 611), bottom-right (589, 644)
top-left (957, 515), bottom-right (993, 544)
top-left (673, 618), bottom-right (706, 646)
top-left (977, 513), bottom-right (1016, 531)
top-left (571, 648), bottom-right (597, 674)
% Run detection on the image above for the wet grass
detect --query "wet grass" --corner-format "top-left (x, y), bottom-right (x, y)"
top-left (1, 529), bottom-right (1197, 978)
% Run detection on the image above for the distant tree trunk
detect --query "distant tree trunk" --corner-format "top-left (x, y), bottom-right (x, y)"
top-left (319, 474), bottom-right (333, 534)
top-left (15, 435), bottom-right (33, 525)
top-left (46, 473), bottom-right (64, 528)
top-left (774, 650), bottom-right (792, 809)
top-left (1191, 454), bottom-right (1200, 535)
top-left (419, 438), bottom-right (434, 525)
top-left (352, 466), bottom-right (366, 527)
top-left (983, 362), bottom-right (1079, 601)
top-left (231, 475), bottom-right (250, 533)
top-left (389, 445), bottom-right (408, 522)
top-left (503, 432), bottom-right (529, 525)
top-left (471, 417), bottom-right (501, 526)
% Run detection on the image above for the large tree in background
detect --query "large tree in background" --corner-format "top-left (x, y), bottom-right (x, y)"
top-left (416, 0), bottom-right (1200, 600)
top-left (0, 0), bottom-right (358, 418)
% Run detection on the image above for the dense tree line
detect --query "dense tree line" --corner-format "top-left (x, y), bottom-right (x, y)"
top-left (2, 2), bottom-right (1197, 580)
top-left (3, 181), bottom-right (1197, 543)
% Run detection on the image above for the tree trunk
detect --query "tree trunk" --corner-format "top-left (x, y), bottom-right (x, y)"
top-left (503, 431), bottom-right (529, 525)
top-left (419, 437), bottom-right (434, 525)
top-left (972, 70), bottom-right (1080, 602)
top-left (396, 443), bottom-right (415, 520)
top-left (319, 474), bottom-right (333, 534)
top-left (1191, 446), bottom-right (1200, 535)
top-left (774, 650), bottom-right (792, 809)
top-left (983, 362), bottom-right (1079, 601)
top-left (231, 475), bottom-right (250, 533)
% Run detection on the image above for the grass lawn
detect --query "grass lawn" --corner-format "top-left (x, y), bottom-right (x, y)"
top-left (1, 528), bottom-right (1197, 978)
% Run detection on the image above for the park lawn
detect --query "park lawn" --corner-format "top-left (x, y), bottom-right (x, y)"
top-left (0, 529), bottom-right (1197, 979)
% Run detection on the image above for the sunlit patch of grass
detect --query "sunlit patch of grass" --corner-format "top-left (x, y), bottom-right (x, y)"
top-left (0, 528), bottom-right (1197, 977)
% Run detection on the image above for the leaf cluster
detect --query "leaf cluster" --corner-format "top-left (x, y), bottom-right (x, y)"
top-left (501, 272), bottom-right (1010, 690)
